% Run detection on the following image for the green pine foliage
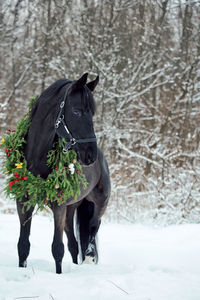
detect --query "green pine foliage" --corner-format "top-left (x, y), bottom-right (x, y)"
top-left (0, 98), bottom-right (88, 211)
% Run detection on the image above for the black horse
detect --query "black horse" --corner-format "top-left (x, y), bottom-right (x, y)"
top-left (17, 73), bottom-right (111, 273)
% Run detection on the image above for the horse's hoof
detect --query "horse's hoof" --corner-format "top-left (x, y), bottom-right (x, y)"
top-left (19, 260), bottom-right (27, 267)
top-left (55, 261), bottom-right (62, 274)
top-left (83, 256), bottom-right (95, 264)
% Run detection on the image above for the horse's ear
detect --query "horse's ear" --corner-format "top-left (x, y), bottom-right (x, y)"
top-left (70, 73), bottom-right (88, 92)
top-left (86, 75), bottom-right (99, 92)
top-left (77, 72), bottom-right (88, 86)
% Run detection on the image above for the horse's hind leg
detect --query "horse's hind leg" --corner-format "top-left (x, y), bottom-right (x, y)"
top-left (64, 203), bottom-right (79, 264)
top-left (76, 199), bottom-right (102, 264)
top-left (16, 199), bottom-right (35, 267)
top-left (77, 165), bottom-right (110, 264)
top-left (51, 203), bottom-right (66, 274)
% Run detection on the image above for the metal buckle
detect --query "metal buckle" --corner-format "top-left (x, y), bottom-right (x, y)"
top-left (60, 101), bottom-right (65, 108)
top-left (62, 138), bottom-right (76, 154)
top-left (71, 138), bottom-right (76, 146)
top-left (63, 148), bottom-right (68, 154)
top-left (55, 119), bottom-right (60, 129)
top-left (55, 115), bottom-right (64, 129)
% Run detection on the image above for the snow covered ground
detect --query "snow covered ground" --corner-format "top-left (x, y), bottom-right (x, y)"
top-left (0, 213), bottom-right (200, 300)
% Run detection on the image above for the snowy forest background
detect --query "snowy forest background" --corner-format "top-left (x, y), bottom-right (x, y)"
top-left (0, 0), bottom-right (199, 225)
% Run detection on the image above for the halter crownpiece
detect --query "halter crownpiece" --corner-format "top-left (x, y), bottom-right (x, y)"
top-left (55, 83), bottom-right (96, 153)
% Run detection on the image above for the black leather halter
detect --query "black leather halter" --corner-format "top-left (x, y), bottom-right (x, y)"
top-left (55, 82), bottom-right (97, 153)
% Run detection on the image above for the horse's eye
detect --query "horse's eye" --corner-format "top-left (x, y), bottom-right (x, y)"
top-left (73, 110), bottom-right (82, 117)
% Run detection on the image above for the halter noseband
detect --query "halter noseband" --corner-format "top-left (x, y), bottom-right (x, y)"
top-left (55, 83), bottom-right (97, 153)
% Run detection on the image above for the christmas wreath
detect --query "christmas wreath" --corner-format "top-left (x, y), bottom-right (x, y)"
top-left (0, 97), bottom-right (87, 211)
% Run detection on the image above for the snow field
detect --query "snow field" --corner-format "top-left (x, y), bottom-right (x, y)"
top-left (0, 214), bottom-right (200, 300)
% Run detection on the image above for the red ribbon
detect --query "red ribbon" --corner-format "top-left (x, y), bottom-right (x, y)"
top-left (9, 172), bottom-right (27, 190)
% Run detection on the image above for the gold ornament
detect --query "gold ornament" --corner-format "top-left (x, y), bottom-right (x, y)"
top-left (45, 197), bottom-right (49, 205)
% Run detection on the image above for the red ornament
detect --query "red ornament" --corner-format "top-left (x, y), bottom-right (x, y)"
top-left (5, 148), bottom-right (12, 156)
top-left (76, 170), bottom-right (82, 176)
top-left (7, 128), bottom-right (16, 133)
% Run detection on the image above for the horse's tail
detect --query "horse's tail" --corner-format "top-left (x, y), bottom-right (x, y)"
top-left (75, 199), bottom-right (99, 264)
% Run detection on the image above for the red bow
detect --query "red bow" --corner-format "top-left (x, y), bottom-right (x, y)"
top-left (9, 172), bottom-right (27, 190)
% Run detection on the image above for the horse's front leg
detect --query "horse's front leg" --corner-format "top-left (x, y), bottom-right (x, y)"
top-left (16, 198), bottom-right (35, 268)
top-left (51, 203), bottom-right (66, 274)
top-left (65, 203), bottom-right (80, 264)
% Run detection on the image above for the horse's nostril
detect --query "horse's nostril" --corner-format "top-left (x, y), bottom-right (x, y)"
top-left (86, 150), bottom-right (93, 165)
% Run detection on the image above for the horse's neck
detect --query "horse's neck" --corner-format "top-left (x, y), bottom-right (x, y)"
top-left (82, 158), bottom-right (101, 186)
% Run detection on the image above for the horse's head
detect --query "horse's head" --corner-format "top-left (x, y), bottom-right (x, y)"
top-left (56, 73), bottom-right (99, 165)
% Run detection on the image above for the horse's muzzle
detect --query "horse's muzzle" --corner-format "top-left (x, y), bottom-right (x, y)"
top-left (76, 142), bottom-right (97, 166)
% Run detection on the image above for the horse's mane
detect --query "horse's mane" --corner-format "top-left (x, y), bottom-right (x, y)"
top-left (31, 79), bottom-right (71, 119)
top-left (25, 79), bottom-right (71, 176)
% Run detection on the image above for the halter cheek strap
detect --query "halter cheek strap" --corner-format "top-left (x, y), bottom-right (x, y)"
top-left (55, 83), bottom-right (96, 153)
